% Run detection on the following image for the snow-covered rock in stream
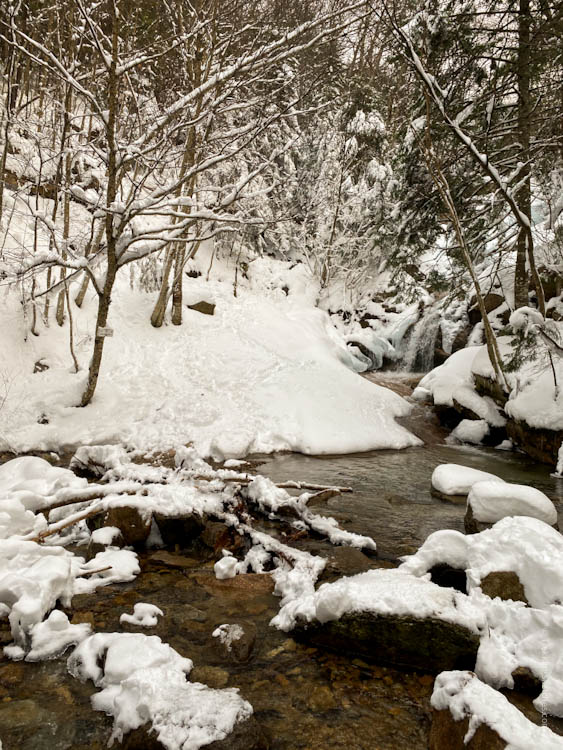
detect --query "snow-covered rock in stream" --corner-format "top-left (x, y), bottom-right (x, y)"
top-left (465, 480), bottom-right (558, 533)
top-left (430, 671), bottom-right (563, 750)
top-left (431, 463), bottom-right (504, 501)
top-left (67, 632), bottom-right (262, 750)
top-left (275, 568), bottom-right (484, 673)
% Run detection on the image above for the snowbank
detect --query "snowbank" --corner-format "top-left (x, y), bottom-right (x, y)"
top-left (413, 347), bottom-right (480, 406)
top-left (431, 463), bottom-right (504, 496)
top-left (468, 480), bottom-right (558, 526)
top-left (0, 276), bottom-right (420, 458)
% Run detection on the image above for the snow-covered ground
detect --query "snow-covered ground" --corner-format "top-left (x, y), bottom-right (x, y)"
top-left (0, 245), bottom-right (420, 458)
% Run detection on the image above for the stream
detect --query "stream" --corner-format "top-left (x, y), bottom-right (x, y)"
top-left (1, 374), bottom-right (563, 749)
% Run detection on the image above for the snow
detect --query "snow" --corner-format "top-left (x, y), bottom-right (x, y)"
top-left (26, 610), bottom-right (91, 661)
top-left (431, 463), bottom-right (504, 496)
top-left (212, 624), bottom-right (245, 651)
top-left (0, 270), bottom-right (420, 459)
top-left (413, 346), bottom-right (480, 406)
top-left (91, 526), bottom-right (122, 545)
top-left (432, 671), bottom-right (563, 749)
top-left (468, 480), bottom-right (558, 526)
top-left (450, 419), bottom-right (489, 445)
top-left (0, 456), bottom-right (88, 512)
top-left (273, 567), bottom-right (487, 633)
top-left (401, 517), bottom-right (563, 608)
top-left (67, 632), bottom-right (253, 749)
top-left (246, 475), bottom-right (376, 551)
top-left (214, 555), bottom-right (239, 580)
top-left (120, 603), bottom-right (164, 628)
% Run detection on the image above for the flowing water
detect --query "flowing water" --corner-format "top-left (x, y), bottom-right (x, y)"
top-left (2, 375), bottom-right (563, 749)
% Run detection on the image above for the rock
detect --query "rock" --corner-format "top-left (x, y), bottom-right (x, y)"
top-left (153, 512), bottom-right (206, 549)
top-left (479, 571), bottom-right (528, 604)
top-left (307, 686), bottom-right (337, 712)
top-left (205, 716), bottom-right (269, 750)
top-left (87, 507), bottom-right (151, 548)
top-left (195, 572), bottom-right (274, 599)
top-left (429, 709), bottom-right (505, 749)
top-left (187, 300), bottom-right (215, 316)
top-left (292, 612), bottom-right (480, 674)
top-left (33, 359), bottom-right (49, 373)
top-left (511, 666), bottom-right (542, 696)
top-left (451, 324), bottom-right (472, 354)
top-left (320, 546), bottom-right (373, 582)
top-left (467, 293), bottom-right (505, 326)
top-left (464, 504), bottom-right (491, 534)
top-left (506, 418), bottom-right (563, 468)
top-left (429, 563), bottom-right (467, 593)
top-left (189, 666), bottom-right (230, 688)
top-left (430, 487), bottom-right (467, 504)
top-left (214, 622), bottom-right (257, 663)
top-left (0, 699), bottom-right (52, 732)
top-left (147, 550), bottom-right (200, 569)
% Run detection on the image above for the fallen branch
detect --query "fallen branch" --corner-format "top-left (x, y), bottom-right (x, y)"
top-left (192, 474), bottom-right (353, 493)
top-left (43, 485), bottom-right (146, 513)
top-left (78, 565), bottom-right (112, 577)
top-left (31, 507), bottom-right (103, 543)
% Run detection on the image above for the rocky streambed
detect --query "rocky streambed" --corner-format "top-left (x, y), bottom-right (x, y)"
top-left (1, 375), bottom-right (563, 749)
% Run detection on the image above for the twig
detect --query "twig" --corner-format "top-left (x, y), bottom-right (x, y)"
top-left (78, 565), bottom-right (112, 577)
top-left (192, 474), bottom-right (353, 493)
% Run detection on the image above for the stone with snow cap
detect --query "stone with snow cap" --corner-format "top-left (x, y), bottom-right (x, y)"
top-left (466, 480), bottom-right (557, 530)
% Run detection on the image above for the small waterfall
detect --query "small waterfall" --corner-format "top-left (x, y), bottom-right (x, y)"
top-left (400, 309), bottom-right (442, 372)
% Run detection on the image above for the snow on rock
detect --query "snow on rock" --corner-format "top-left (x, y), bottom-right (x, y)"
top-left (214, 554), bottom-right (239, 580)
top-left (468, 480), bottom-right (558, 526)
top-left (212, 624), bottom-right (245, 652)
top-left (431, 463), bottom-right (504, 496)
top-left (70, 445), bottom-right (131, 478)
top-left (73, 549), bottom-right (140, 595)
top-left (0, 540), bottom-right (77, 646)
top-left (0, 283), bottom-right (420, 458)
top-left (90, 526), bottom-right (122, 546)
top-left (272, 567), bottom-right (486, 634)
top-left (413, 347), bottom-right (480, 406)
top-left (67, 632), bottom-right (253, 749)
top-left (26, 609), bottom-right (91, 661)
top-left (472, 332), bottom-right (563, 432)
top-left (450, 419), bottom-right (490, 445)
top-left (120, 602), bottom-right (163, 628)
top-left (0, 456), bottom-right (88, 511)
top-left (400, 517), bottom-right (563, 608)
top-left (432, 671), bottom-right (563, 749)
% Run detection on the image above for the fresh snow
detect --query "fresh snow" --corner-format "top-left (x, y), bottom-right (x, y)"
top-left (468, 480), bottom-right (558, 526)
top-left (431, 463), bottom-right (504, 496)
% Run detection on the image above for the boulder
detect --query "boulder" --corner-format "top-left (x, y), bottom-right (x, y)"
top-left (467, 293), bottom-right (505, 326)
top-left (479, 570), bottom-right (528, 604)
top-left (506, 419), bottom-right (563, 468)
top-left (87, 506), bottom-right (151, 547)
top-left (292, 612), bottom-right (480, 674)
top-left (430, 709), bottom-right (506, 749)
top-left (153, 512), bottom-right (207, 550)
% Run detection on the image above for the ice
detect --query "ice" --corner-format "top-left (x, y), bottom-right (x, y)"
top-left (214, 555), bottom-right (239, 580)
top-left (68, 633), bottom-right (253, 748)
top-left (431, 463), bottom-right (504, 496)
top-left (432, 671), bottom-right (563, 749)
top-left (468, 480), bottom-right (558, 526)
top-left (120, 603), bottom-right (164, 628)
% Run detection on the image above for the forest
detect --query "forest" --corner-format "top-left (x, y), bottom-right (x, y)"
top-left (1, 1), bottom-right (563, 749)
